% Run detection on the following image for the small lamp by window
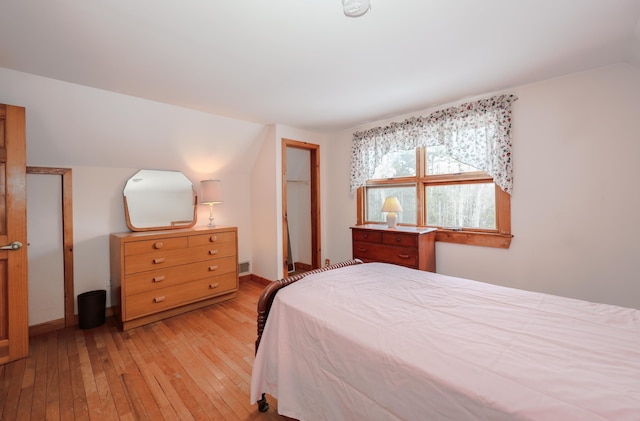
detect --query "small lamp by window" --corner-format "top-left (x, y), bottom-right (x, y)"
top-left (381, 197), bottom-right (402, 229)
top-left (200, 179), bottom-right (222, 227)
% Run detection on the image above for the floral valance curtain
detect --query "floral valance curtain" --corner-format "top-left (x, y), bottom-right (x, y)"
top-left (349, 94), bottom-right (518, 196)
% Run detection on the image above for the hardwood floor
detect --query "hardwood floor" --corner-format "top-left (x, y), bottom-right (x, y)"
top-left (0, 281), bottom-right (290, 420)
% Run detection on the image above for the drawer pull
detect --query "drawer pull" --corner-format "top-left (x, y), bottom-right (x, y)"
top-left (395, 237), bottom-right (402, 242)
top-left (153, 258), bottom-right (166, 264)
top-left (153, 296), bottom-right (166, 303)
top-left (154, 242), bottom-right (164, 249)
top-left (209, 249), bottom-right (219, 255)
top-left (363, 234), bottom-right (369, 239)
top-left (357, 247), bottom-right (367, 252)
top-left (209, 283), bottom-right (220, 289)
top-left (209, 265), bottom-right (219, 271)
top-left (210, 235), bottom-right (218, 242)
top-left (398, 254), bottom-right (410, 259)
top-left (152, 276), bottom-right (165, 283)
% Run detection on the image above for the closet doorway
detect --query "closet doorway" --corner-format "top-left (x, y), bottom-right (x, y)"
top-left (26, 167), bottom-right (74, 333)
top-left (282, 139), bottom-right (320, 276)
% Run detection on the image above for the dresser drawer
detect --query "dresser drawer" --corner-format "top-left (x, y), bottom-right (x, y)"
top-left (353, 241), bottom-right (418, 268)
top-left (382, 232), bottom-right (418, 247)
top-left (189, 231), bottom-right (236, 247)
top-left (124, 242), bottom-right (236, 275)
top-left (124, 237), bottom-right (188, 256)
top-left (352, 229), bottom-right (382, 243)
top-left (124, 256), bottom-right (237, 296)
top-left (351, 225), bottom-right (436, 272)
top-left (124, 273), bottom-right (238, 320)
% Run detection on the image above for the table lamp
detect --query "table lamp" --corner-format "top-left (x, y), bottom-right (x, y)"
top-left (381, 197), bottom-right (402, 228)
top-left (200, 179), bottom-right (222, 227)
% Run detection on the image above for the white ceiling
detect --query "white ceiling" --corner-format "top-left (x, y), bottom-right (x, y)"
top-left (1, 0), bottom-right (639, 131)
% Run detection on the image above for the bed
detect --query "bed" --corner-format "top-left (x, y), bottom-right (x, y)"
top-left (250, 260), bottom-right (640, 420)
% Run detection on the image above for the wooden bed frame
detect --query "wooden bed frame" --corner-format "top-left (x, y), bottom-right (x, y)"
top-left (254, 259), bottom-right (362, 412)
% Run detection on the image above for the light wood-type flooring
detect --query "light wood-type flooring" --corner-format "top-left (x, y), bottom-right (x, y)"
top-left (0, 280), bottom-right (292, 420)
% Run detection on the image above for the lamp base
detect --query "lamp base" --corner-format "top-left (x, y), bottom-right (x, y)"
top-left (386, 212), bottom-right (398, 229)
top-left (208, 204), bottom-right (216, 227)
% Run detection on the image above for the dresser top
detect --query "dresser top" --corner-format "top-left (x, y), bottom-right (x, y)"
top-left (111, 225), bottom-right (236, 239)
top-left (351, 224), bottom-right (436, 235)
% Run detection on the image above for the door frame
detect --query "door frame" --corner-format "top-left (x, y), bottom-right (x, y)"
top-left (26, 167), bottom-right (74, 329)
top-left (281, 139), bottom-right (320, 276)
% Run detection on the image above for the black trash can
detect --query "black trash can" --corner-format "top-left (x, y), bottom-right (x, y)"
top-left (77, 290), bottom-right (106, 329)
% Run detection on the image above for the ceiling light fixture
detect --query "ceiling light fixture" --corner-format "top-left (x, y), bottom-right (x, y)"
top-left (343, 0), bottom-right (370, 17)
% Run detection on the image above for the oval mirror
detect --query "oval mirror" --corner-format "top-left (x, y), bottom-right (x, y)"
top-left (123, 169), bottom-right (197, 231)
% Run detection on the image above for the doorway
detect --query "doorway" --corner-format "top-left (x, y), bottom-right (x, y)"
top-left (282, 139), bottom-right (320, 277)
top-left (26, 167), bottom-right (74, 333)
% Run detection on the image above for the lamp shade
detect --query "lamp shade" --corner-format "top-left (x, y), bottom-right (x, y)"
top-left (200, 179), bottom-right (222, 205)
top-left (381, 197), bottom-right (403, 213)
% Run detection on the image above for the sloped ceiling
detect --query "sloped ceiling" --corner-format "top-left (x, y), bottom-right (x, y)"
top-left (1, 0), bottom-right (639, 131)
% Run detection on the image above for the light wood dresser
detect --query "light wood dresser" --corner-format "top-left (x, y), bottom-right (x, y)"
top-left (110, 226), bottom-right (238, 330)
top-left (351, 224), bottom-right (437, 272)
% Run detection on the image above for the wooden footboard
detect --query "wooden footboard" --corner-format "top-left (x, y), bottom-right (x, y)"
top-left (255, 259), bottom-right (362, 353)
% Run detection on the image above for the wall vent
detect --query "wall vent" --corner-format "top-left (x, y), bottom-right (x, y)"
top-left (238, 261), bottom-right (250, 275)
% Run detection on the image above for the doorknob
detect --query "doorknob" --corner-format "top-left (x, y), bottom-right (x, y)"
top-left (1, 241), bottom-right (23, 251)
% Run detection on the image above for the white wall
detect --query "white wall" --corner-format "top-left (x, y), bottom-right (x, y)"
top-left (249, 126), bottom-right (279, 281)
top-left (27, 174), bottom-right (64, 325)
top-left (0, 67), bottom-right (267, 320)
top-left (326, 63), bottom-right (640, 309)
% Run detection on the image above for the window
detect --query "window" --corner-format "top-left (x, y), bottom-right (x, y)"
top-left (351, 94), bottom-right (516, 248)
top-left (426, 183), bottom-right (495, 229)
top-left (359, 146), bottom-right (512, 248)
top-left (424, 145), bottom-right (495, 230)
top-left (365, 184), bottom-right (417, 225)
top-left (372, 149), bottom-right (416, 178)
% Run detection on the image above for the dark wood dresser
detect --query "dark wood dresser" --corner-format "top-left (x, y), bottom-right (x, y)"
top-left (351, 225), bottom-right (436, 272)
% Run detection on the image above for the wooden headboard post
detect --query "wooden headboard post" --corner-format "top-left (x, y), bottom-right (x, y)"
top-left (253, 260), bottom-right (362, 412)
top-left (255, 259), bottom-right (362, 353)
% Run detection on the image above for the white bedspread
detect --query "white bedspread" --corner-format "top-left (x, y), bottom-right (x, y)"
top-left (250, 263), bottom-right (640, 420)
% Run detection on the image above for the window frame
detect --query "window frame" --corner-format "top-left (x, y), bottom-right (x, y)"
top-left (356, 148), bottom-right (512, 248)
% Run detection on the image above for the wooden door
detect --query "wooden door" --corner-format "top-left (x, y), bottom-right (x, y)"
top-left (0, 104), bottom-right (29, 364)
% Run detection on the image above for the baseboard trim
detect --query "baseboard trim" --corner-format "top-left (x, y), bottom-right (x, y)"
top-left (29, 306), bottom-right (117, 337)
top-left (294, 262), bottom-right (313, 272)
top-left (250, 274), bottom-right (273, 286)
top-left (29, 318), bottom-right (66, 337)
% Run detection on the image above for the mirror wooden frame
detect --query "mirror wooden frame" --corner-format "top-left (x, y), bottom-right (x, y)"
top-left (123, 170), bottom-right (198, 232)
